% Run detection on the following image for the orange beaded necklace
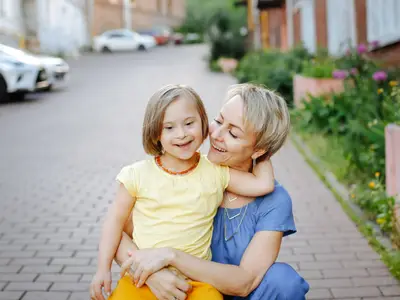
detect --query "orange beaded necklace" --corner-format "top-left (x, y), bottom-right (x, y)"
top-left (155, 152), bottom-right (200, 175)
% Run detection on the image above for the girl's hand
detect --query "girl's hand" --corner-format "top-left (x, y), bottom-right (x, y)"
top-left (120, 248), bottom-right (174, 287)
top-left (90, 269), bottom-right (112, 300)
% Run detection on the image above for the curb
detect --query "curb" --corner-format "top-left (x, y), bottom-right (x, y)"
top-left (290, 132), bottom-right (395, 251)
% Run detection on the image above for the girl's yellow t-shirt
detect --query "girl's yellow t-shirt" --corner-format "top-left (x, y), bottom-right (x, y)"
top-left (116, 155), bottom-right (230, 260)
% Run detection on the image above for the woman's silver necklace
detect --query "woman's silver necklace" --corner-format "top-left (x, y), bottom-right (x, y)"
top-left (223, 193), bottom-right (248, 241)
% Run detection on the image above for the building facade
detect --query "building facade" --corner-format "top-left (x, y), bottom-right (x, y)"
top-left (0, 0), bottom-right (25, 47)
top-left (91, 0), bottom-right (186, 36)
top-left (35, 0), bottom-right (89, 55)
top-left (245, 0), bottom-right (400, 66)
top-left (0, 0), bottom-right (89, 55)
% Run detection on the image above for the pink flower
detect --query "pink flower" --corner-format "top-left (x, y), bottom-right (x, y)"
top-left (332, 70), bottom-right (349, 79)
top-left (350, 68), bottom-right (358, 75)
top-left (372, 71), bottom-right (388, 82)
top-left (357, 44), bottom-right (367, 54)
top-left (370, 40), bottom-right (380, 48)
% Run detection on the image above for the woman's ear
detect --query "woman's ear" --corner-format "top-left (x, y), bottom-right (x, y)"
top-left (251, 149), bottom-right (267, 160)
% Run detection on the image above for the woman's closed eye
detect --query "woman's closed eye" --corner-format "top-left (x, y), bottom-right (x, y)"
top-left (229, 131), bottom-right (238, 139)
top-left (164, 126), bottom-right (173, 130)
top-left (214, 118), bottom-right (222, 125)
top-left (185, 121), bottom-right (194, 126)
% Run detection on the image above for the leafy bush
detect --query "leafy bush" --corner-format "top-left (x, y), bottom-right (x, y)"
top-left (301, 58), bottom-right (337, 78)
top-left (293, 41), bottom-right (400, 236)
top-left (234, 46), bottom-right (312, 106)
top-left (207, 10), bottom-right (247, 62)
top-left (351, 173), bottom-right (395, 234)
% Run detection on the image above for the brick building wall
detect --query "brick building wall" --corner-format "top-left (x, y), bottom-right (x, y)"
top-left (92, 0), bottom-right (124, 35)
top-left (92, 0), bottom-right (186, 35)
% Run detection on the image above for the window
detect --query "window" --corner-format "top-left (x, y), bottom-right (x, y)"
top-left (367, 0), bottom-right (400, 47)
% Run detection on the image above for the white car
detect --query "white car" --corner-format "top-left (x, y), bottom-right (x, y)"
top-left (0, 44), bottom-right (69, 91)
top-left (0, 53), bottom-right (49, 101)
top-left (93, 29), bottom-right (157, 53)
top-left (0, 60), bottom-right (22, 102)
top-left (35, 55), bottom-right (69, 91)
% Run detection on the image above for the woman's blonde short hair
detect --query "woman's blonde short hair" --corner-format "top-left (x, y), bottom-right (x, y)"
top-left (225, 83), bottom-right (291, 158)
top-left (142, 84), bottom-right (209, 156)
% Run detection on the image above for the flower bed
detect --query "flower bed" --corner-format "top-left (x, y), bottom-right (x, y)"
top-left (292, 42), bottom-right (400, 244)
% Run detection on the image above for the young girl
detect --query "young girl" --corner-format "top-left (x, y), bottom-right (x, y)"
top-left (91, 84), bottom-right (275, 300)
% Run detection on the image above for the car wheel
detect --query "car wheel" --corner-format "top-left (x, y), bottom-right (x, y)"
top-left (0, 74), bottom-right (9, 103)
top-left (12, 92), bottom-right (26, 101)
top-left (43, 84), bottom-right (53, 92)
top-left (138, 45), bottom-right (146, 51)
top-left (102, 46), bottom-right (112, 53)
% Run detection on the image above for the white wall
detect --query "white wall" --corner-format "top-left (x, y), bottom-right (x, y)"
top-left (367, 0), bottom-right (400, 47)
top-left (327, 0), bottom-right (356, 55)
top-left (297, 0), bottom-right (316, 53)
top-left (37, 0), bottom-right (89, 55)
top-left (0, 0), bottom-right (24, 47)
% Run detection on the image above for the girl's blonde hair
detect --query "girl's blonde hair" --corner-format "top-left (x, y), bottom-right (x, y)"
top-left (225, 83), bottom-right (291, 159)
top-left (142, 84), bottom-right (209, 156)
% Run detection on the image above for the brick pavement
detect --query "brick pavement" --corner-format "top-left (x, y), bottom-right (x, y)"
top-left (0, 45), bottom-right (398, 299)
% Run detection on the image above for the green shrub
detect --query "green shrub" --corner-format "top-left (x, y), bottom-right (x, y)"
top-left (301, 58), bottom-right (337, 78)
top-left (234, 46), bottom-right (312, 106)
top-left (207, 10), bottom-right (247, 62)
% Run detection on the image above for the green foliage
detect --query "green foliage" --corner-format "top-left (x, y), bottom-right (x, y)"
top-left (207, 9), bottom-right (247, 62)
top-left (235, 46), bottom-right (312, 106)
top-left (177, 0), bottom-right (231, 34)
top-left (293, 43), bottom-right (400, 237)
top-left (351, 173), bottom-right (395, 234)
top-left (301, 58), bottom-right (337, 78)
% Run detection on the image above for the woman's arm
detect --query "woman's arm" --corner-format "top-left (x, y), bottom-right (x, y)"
top-left (168, 231), bottom-right (282, 297)
top-left (227, 159), bottom-right (275, 197)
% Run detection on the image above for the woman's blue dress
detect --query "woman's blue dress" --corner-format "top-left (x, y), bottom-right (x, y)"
top-left (211, 182), bottom-right (310, 299)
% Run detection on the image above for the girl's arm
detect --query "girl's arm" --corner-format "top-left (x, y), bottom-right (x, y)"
top-left (97, 184), bottom-right (136, 272)
top-left (227, 159), bottom-right (275, 197)
top-left (168, 231), bottom-right (283, 297)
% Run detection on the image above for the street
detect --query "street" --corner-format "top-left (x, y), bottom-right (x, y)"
top-left (0, 44), bottom-right (399, 300)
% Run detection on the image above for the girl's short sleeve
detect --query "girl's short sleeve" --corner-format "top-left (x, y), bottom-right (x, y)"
top-left (215, 164), bottom-right (230, 190)
top-left (255, 184), bottom-right (296, 236)
top-left (116, 165), bottom-right (138, 197)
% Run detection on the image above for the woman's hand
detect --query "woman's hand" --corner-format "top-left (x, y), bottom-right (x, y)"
top-left (120, 248), bottom-right (174, 287)
top-left (146, 268), bottom-right (192, 300)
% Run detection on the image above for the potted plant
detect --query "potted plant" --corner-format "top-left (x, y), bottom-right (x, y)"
top-left (293, 56), bottom-right (347, 107)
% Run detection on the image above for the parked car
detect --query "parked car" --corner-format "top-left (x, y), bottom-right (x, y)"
top-left (93, 29), bottom-right (156, 53)
top-left (0, 60), bottom-right (22, 102)
top-left (0, 44), bottom-right (69, 91)
top-left (171, 32), bottom-right (184, 45)
top-left (137, 26), bottom-right (172, 45)
top-left (0, 53), bottom-right (49, 101)
top-left (35, 55), bottom-right (69, 91)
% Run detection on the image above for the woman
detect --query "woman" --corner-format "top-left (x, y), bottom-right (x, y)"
top-left (95, 83), bottom-right (309, 299)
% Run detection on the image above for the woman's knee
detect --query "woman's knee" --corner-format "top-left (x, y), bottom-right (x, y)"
top-left (263, 263), bottom-right (309, 299)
